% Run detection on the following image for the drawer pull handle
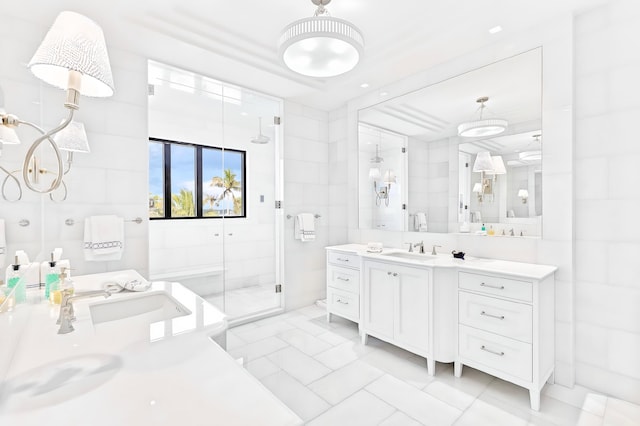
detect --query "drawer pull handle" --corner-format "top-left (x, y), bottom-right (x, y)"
top-left (336, 299), bottom-right (349, 305)
top-left (480, 345), bottom-right (505, 356)
top-left (388, 272), bottom-right (392, 275)
top-left (480, 283), bottom-right (505, 290)
top-left (481, 311), bottom-right (505, 320)
top-left (337, 277), bottom-right (350, 282)
top-left (337, 258), bottom-right (350, 262)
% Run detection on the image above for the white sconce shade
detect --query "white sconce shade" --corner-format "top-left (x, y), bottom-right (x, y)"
top-left (369, 166), bottom-right (380, 180)
top-left (28, 11), bottom-right (114, 97)
top-left (490, 155), bottom-right (506, 175)
top-left (278, 1), bottom-right (364, 77)
top-left (383, 169), bottom-right (396, 184)
top-left (472, 182), bottom-right (483, 193)
top-left (472, 151), bottom-right (494, 172)
top-left (54, 120), bottom-right (90, 153)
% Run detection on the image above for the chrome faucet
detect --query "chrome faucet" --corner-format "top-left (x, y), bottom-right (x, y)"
top-left (57, 290), bottom-right (111, 334)
top-left (509, 228), bottom-right (515, 236)
top-left (413, 241), bottom-right (425, 254)
top-left (431, 245), bottom-right (442, 255)
top-left (405, 242), bottom-right (414, 253)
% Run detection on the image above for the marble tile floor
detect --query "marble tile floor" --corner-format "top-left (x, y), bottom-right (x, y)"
top-left (227, 304), bottom-right (640, 426)
top-left (206, 283), bottom-right (281, 320)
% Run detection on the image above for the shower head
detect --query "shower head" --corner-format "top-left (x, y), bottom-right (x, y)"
top-left (251, 117), bottom-right (270, 144)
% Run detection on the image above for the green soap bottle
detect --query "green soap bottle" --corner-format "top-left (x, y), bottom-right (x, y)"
top-left (7, 255), bottom-right (25, 304)
top-left (44, 252), bottom-right (60, 300)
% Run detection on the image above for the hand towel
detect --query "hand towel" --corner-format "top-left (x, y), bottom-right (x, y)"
top-left (0, 219), bottom-right (5, 270)
top-left (84, 215), bottom-right (124, 261)
top-left (414, 212), bottom-right (427, 232)
top-left (294, 213), bottom-right (316, 242)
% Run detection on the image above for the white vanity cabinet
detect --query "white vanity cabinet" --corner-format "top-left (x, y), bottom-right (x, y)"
top-left (454, 270), bottom-right (555, 411)
top-left (326, 249), bottom-right (361, 323)
top-left (362, 259), bottom-right (434, 374)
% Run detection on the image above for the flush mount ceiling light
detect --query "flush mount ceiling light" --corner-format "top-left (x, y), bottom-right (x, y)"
top-left (278, 0), bottom-right (365, 78)
top-left (458, 96), bottom-right (508, 138)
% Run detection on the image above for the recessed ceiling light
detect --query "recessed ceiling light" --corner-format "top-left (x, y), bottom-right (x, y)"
top-left (380, 91), bottom-right (388, 97)
top-left (240, 112), bottom-right (248, 116)
top-left (360, 83), bottom-right (370, 88)
top-left (489, 26), bottom-right (502, 34)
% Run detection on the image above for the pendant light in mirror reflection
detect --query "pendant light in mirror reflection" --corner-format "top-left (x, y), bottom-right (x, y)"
top-left (458, 96), bottom-right (508, 138)
top-left (0, 11), bottom-right (114, 202)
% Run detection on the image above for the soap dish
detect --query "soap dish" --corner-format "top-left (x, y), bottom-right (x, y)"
top-left (452, 250), bottom-right (465, 260)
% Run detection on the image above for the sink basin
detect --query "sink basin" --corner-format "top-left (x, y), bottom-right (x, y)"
top-left (380, 252), bottom-right (439, 261)
top-left (89, 292), bottom-right (190, 325)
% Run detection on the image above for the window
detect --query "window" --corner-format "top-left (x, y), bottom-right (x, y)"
top-left (148, 138), bottom-right (246, 219)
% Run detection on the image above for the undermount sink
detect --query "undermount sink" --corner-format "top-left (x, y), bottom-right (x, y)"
top-left (380, 251), bottom-right (440, 261)
top-left (89, 291), bottom-right (190, 325)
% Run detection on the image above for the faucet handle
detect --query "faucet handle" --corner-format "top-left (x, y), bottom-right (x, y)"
top-left (431, 245), bottom-right (442, 255)
top-left (405, 242), bottom-right (414, 252)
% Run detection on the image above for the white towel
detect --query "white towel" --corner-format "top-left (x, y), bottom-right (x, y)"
top-left (414, 212), bottom-right (427, 232)
top-left (294, 213), bottom-right (316, 242)
top-left (84, 215), bottom-right (124, 261)
top-left (0, 219), bottom-right (5, 270)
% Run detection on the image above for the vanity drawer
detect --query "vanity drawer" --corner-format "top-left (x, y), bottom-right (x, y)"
top-left (327, 287), bottom-right (359, 321)
top-left (459, 325), bottom-right (532, 382)
top-left (327, 265), bottom-right (360, 293)
top-left (459, 291), bottom-right (532, 343)
top-left (328, 251), bottom-right (359, 269)
top-left (459, 272), bottom-right (532, 302)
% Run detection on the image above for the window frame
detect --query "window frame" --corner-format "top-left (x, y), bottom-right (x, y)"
top-left (149, 137), bottom-right (247, 220)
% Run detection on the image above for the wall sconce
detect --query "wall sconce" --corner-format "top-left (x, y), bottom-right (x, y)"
top-left (472, 151), bottom-right (494, 202)
top-left (518, 189), bottom-right (529, 204)
top-left (374, 169), bottom-right (396, 207)
top-left (0, 11), bottom-right (114, 202)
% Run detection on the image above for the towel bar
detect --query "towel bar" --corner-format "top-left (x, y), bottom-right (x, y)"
top-left (286, 214), bottom-right (321, 219)
top-left (65, 217), bottom-right (144, 226)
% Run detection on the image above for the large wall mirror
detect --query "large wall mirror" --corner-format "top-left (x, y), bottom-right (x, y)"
top-left (358, 48), bottom-right (542, 236)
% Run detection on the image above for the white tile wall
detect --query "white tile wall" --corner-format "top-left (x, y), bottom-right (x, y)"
top-left (283, 101), bottom-right (332, 310)
top-left (574, 0), bottom-right (640, 404)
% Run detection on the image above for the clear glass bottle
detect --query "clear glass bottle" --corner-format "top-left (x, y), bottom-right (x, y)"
top-left (51, 267), bottom-right (73, 305)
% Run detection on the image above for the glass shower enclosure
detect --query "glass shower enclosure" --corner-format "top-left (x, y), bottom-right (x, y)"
top-left (147, 61), bottom-right (284, 323)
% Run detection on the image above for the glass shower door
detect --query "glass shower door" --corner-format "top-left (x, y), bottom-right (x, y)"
top-left (219, 87), bottom-right (283, 321)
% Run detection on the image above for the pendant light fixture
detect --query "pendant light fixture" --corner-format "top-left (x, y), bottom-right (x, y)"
top-left (369, 143), bottom-right (383, 179)
top-left (278, 0), bottom-right (365, 78)
top-left (458, 96), bottom-right (508, 138)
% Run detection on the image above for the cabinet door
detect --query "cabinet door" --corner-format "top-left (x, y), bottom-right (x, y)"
top-left (394, 265), bottom-right (430, 353)
top-left (363, 261), bottom-right (394, 339)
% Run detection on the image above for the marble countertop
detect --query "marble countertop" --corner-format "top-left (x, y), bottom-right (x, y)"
top-left (327, 244), bottom-right (557, 280)
top-left (0, 270), bottom-right (301, 426)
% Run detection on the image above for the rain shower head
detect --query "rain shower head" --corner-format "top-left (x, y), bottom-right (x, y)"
top-left (251, 117), bottom-right (270, 144)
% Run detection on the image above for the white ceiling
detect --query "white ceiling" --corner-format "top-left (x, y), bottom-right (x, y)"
top-left (10, 0), bottom-right (610, 111)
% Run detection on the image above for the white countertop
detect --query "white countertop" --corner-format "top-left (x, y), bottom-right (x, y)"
top-left (0, 270), bottom-right (301, 426)
top-left (327, 244), bottom-right (557, 280)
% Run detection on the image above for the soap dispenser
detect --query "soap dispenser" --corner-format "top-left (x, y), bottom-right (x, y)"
top-left (6, 255), bottom-right (26, 304)
top-left (44, 252), bottom-right (60, 300)
top-left (487, 225), bottom-right (495, 236)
